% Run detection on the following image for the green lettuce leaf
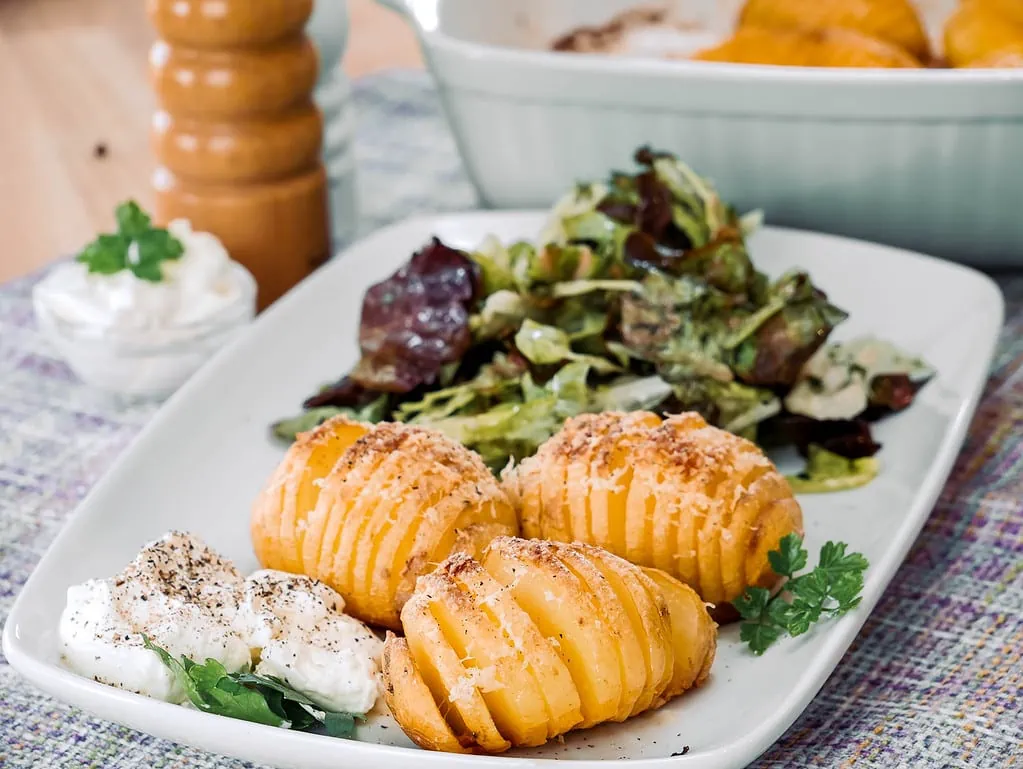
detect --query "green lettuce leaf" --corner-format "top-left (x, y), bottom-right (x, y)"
top-left (621, 272), bottom-right (735, 381)
top-left (395, 354), bottom-right (526, 422)
top-left (730, 273), bottom-right (849, 388)
top-left (419, 362), bottom-right (593, 468)
top-left (469, 289), bottom-right (527, 341)
top-left (668, 378), bottom-right (780, 439)
top-left (270, 396), bottom-right (389, 443)
top-left (514, 320), bottom-right (621, 373)
top-left (592, 375), bottom-right (673, 413)
top-left (469, 235), bottom-right (519, 294)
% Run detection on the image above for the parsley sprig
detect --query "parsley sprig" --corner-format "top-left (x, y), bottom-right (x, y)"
top-left (733, 534), bottom-right (869, 655)
top-left (76, 201), bottom-right (184, 282)
top-left (143, 636), bottom-right (362, 737)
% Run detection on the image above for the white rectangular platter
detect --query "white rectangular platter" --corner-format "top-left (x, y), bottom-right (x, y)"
top-left (3, 211), bottom-right (1005, 769)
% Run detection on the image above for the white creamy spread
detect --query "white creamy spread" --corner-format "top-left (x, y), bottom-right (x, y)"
top-left (785, 337), bottom-right (933, 420)
top-left (59, 532), bottom-right (382, 714)
top-left (34, 219), bottom-right (246, 331)
top-left (237, 570), bottom-right (383, 714)
top-left (59, 532), bottom-right (250, 703)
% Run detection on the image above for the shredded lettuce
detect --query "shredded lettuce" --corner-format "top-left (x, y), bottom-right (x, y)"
top-left (274, 146), bottom-right (927, 493)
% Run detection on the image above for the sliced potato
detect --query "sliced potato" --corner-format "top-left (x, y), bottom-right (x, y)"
top-left (381, 636), bottom-right (466, 754)
top-left (643, 567), bottom-right (717, 697)
top-left (447, 554), bottom-right (583, 738)
top-left (383, 537), bottom-right (716, 754)
top-left (362, 461), bottom-right (456, 618)
top-left (301, 424), bottom-right (395, 582)
top-left (577, 544), bottom-right (674, 716)
top-left (253, 418), bottom-right (518, 629)
top-left (553, 543), bottom-right (647, 722)
top-left (250, 418), bottom-right (367, 573)
top-left (395, 480), bottom-right (518, 614)
top-left (422, 567), bottom-right (549, 747)
top-left (483, 538), bottom-right (623, 727)
top-left (506, 412), bottom-right (804, 608)
top-left (402, 589), bottom-right (510, 753)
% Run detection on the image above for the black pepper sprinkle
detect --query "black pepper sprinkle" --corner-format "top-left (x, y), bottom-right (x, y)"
top-left (671, 747), bottom-right (690, 756)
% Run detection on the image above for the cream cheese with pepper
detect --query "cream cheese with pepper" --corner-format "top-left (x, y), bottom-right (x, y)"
top-left (59, 532), bottom-right (382, 713)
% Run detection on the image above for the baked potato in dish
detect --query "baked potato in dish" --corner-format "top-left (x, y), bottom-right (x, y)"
top-left (505, 411), bottom-right (804, 608)
top-left (966, 44), bottom-right (1023, 67)
top-left (737, 0), bottom-right (931, 60)
top-left (944, 0), bottom-right (1023, 67)
top-left (251, 417), bottom-right (519, 629)
top-left (381, 537), bottom-right (716, 753)
top-left (695, 25), bottom-right (921, 67)
top-left (981, 0), bottom-right (1023, 27)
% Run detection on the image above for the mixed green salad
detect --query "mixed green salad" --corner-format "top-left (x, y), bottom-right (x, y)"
top-left (273, 148), bottom-right (932, 492)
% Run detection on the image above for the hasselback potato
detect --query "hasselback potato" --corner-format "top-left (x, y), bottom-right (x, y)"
top-left (251, 417), bottom-right (519, 629)
top-left (505, 411), bottom-right (804, 607)
top-left (382, 537), bottom-right (716, 753)
top-left (737, 0), bottom-right (931, 60)
top-left (694, 25), bottom-right (921, 67)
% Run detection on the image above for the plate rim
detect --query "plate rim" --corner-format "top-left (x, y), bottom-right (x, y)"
top-left (2, 210), bottom-right (1007, 769)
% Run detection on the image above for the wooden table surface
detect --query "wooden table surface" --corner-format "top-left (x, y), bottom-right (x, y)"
top-left (0, 0), bottom-right (422, 284)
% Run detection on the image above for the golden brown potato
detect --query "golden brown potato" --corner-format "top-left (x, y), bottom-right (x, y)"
top-left (251, 417), bottom-right (519, 629)
top-left (694, 25), bottom-right (921, 68)
top-left (382, 537), bottom-right (716, 753)
top-left (694, 26), bottom-right (817, 66)
top-left (381, 636), bottom-right (467, 754)
top-left (642, 567), bottom-right (716, 696)
top-left (966, 44), bottom-right (1023, 67)
top-left (505, 411), bottom-right (804, 608)
top-left (944, 0), bottom-right (1023, 67)
top-left (983, 0), bottom-right (1023, 27)
top-left (737, 0), bottom-right (931, 60)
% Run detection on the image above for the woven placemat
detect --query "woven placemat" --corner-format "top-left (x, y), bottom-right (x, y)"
top-left (1, 71), bottom-right (1021, 769)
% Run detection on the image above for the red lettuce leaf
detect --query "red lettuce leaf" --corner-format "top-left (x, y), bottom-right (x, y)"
top-left (867, 373), bottom-right (922, 414)
top-left (760, 414), bottom-right (881, 459)
top-left (303, 376), bottom-right (379, 410)
top-left (350, 237), bottom-right (481, 393)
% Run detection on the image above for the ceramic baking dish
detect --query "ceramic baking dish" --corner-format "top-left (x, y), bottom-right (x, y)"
top-left (380, 0), bottom-right (1023, 266)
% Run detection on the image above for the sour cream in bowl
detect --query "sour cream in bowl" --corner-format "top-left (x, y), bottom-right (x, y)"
top-left (33, 204), bottom-right (256, 398)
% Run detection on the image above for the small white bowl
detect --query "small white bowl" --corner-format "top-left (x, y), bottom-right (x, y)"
top-left (33, 263), bottom-right (257, 399)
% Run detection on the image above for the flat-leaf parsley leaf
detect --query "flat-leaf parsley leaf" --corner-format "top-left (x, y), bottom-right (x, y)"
top-left (735, 534), bottom-right (868, 655)
top-left (76, 201), bottom-right (184, 282)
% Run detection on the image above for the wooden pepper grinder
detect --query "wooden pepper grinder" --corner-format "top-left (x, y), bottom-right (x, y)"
top-left (148, 0), bottom-right (331, 310)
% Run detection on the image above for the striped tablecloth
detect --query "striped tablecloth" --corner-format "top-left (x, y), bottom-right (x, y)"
top-left (2, 71), bottom-right (1021, 769)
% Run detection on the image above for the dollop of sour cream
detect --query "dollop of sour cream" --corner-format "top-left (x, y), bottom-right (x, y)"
top-left (238, 570), bottom-right (383, 714)
top-left (35, 219), bottom-right (247, 330)
top-left (59, 532), bottom-right (250, 703)
top-left (59, 532), bottom-right (383, 713)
